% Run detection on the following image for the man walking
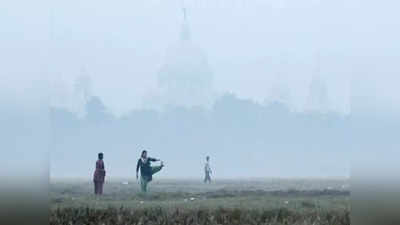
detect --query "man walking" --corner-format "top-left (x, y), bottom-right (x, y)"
top-left (204, 156), bottom-right (212, 183)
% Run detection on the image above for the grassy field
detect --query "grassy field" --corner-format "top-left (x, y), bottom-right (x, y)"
top-left (50, 178), bottom-right (350, 224)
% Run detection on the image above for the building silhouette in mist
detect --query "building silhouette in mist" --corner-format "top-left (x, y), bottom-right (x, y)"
top-left (306, 53), bottom-right (330, 113)
top-left (156, 8), bottom-right (213, 109)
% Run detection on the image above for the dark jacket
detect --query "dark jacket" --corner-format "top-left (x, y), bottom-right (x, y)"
top-left (136, 157), bottom-right (157, 180)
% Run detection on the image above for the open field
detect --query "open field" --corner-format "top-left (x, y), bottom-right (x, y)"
top-left (50, 178), bottom-right (350, 225)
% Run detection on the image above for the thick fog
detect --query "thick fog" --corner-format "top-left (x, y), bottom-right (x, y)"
top-left (1, 0), bottom-right (399, 179)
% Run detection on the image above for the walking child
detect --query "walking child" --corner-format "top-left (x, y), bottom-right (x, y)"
top-left (204, 156), bottom-right (212, 183)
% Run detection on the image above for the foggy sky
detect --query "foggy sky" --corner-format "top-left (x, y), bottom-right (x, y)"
top-left (2, 0), bottom-right (400, 116)
top-left (1, 0), bottom-right (400, 178)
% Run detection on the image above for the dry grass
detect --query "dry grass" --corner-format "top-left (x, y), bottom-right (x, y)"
top-left (51, 206), bottom-right (350, 225)
top-left (50, 179), bottom-right (350, 225)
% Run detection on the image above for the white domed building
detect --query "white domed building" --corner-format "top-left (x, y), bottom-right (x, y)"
top-left (156, 8), bottom-right (214, 109)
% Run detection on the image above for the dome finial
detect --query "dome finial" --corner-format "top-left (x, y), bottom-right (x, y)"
top-left (180, 6), bottom-right (191, 41)
top-left (182, 7), bottom-right (187, 21)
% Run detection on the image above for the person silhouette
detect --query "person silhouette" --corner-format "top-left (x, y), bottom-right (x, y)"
top-left (136, 150), bottom-right (164, 192)
top-left (93, 152), bottom-right (106, 195)
top-left (204, 156), bottom-right (212, 183)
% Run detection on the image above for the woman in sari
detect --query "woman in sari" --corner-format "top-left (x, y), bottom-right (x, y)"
top-left (93, 152), bottom-right (106, 195)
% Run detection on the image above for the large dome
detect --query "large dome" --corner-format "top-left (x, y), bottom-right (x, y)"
top-left (157, 8), bottom-right (213, 108)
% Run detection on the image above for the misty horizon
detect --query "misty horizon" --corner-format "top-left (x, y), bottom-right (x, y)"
top-left (1, 0), bottom-right (399, 180)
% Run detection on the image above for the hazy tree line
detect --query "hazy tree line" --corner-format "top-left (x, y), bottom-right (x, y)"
top-left (50, 93), bottom-right (393, 178)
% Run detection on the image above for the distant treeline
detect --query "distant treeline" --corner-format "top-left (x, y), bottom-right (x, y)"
top-left (50, 94), bottom-right (394, 178)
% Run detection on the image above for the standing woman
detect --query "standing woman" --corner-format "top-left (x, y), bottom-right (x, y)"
top-left (136, 150), bottom-right (164, 193)
top-left (93, 152), bottom-right (106, 195)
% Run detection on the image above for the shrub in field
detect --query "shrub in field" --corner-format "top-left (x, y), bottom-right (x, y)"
top-left (301, 201), bottom-right (316, 208)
